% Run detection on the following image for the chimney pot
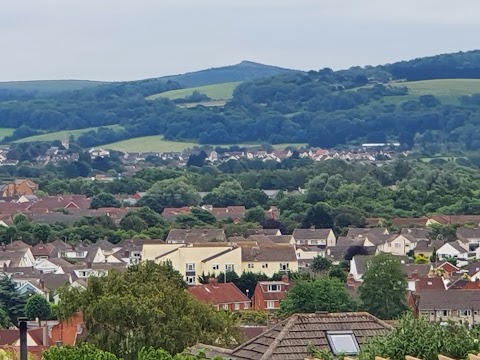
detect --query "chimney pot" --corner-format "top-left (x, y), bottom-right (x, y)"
top-left (208, 277), bottom-right (218, 286)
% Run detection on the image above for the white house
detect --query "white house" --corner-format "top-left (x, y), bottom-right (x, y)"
top-left (437, 241), bottom-right (469, 265)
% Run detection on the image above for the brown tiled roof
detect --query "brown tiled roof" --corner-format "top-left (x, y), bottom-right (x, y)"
top-left (258, 281), bottom-right (289, 301)
top-left (241, 245), bottom-right (296, 262)
top-left (31, 242), bottom-right (56, 257)
top-left (293, 228), bottom-right (333, 240)
top-left (457, 227), bottom-right (480, 241)
top-left (0, 330), bottom-right (20, 345)
top-left (402, 264), bottom-right (431, 278)
top-left (253, 229), bottom-right (282, 236)
top-left (346, 228), bottom-right (388, 238)
top-left (210, 206), bottom-right (246, 220)
top-left (432, 215), bottom-right (480, 225)
top-left (166, 229), bottom-right (226, 243)
top-left (414, 277), bottom-right (446, 291)
top-left (468, 262), bottom-right (480, 276)
top-left (188, 282), bottom-right (249, 305)
top-left (418, 290), bottom-right (480, 310)
top-left (230, 312), bottom-right (392, 360)
top-left (400, 228), bottom-right (429, 240)
top-left (267, 235), bottom-right (293, 244)
top-left (391, 217), bottom-right (429, 227)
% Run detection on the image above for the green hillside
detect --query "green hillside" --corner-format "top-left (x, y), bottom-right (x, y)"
top-left (103, 136), bottom-right (305, 152)
top-left (0, 80), bottom-right (106, 93)
top-left (147, 81), bottom-right (241, 101)
top-left (0, 128), bottom-right (15, 141)
top-left (157, 60), bottom-right (297, 87)
top-left (14, 125), bottom-right (122, 143)
top-left (394, 79), bottom-right (480, 102)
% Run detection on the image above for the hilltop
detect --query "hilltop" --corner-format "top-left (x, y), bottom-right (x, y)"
top-left (2, 50), bottom-right (480, 153)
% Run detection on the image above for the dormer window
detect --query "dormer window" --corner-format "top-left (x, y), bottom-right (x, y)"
top-left (267, 284), bottom-right (280, 292)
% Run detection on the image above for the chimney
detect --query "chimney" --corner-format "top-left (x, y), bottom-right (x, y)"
top-left (123, 251), bottom-right (129, 258)
top-left (86, 261), bottom-right (92, 269)
top-left (346, 273), bottom-right (356, 286)
top-left (39, 279), bottom-right (44, 290)
top-left (411, 270), bottom-right (419, 280)
top-left (208, 277), bottom-right (218, 286)
top-left (281, 274), bottom-right (289, 283)
top-left (310, 226), bottom-right (315, 231)
top-left (42, 325), bottom-right (49, 346)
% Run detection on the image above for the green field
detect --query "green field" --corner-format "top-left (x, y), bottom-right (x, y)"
top-left (391, 79), bottom-right (480, 103)
top-left (103, 136), bottom-right (306, 153)
top-left (146, 81), bottom-right (242, 101)
top-left (14, 125), bottom-right (122, 143)
top-left (0, 128), bottom-right (15, 141)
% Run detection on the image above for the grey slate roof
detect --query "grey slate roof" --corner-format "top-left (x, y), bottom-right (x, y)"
top-left (230, 312), bottom-right (391, 360)
top-left (292, 228), bottom-right (333, 240)
top-left (241, 245), bottom-right (297, 262)
top-left (166, 229), bottom-right (226, 243)
top-left (418, 290), bottom-right (480, 310)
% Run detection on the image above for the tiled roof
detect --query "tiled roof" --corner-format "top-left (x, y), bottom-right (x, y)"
top-left (230, 312), bottom-right (392, 360)
top-left (468, 262), bottom-right (480, 276)
top-left (31, 242), bottom-right (56, 257)
top-left (402, 264), bottom-right (431, 278)
top-left (293, 228), bottom-right (333, 240)
top-left (457, 227), bottom-right (480, 240)
top-left (166, 229), bottom-right (226, 242)
top-left (258, 281), bottom-right (289, 301)
top-left (267, 235), bottom-right (294, 244)
top-left (391, 217), bottom-right (429, 227)
top-left (241, 245), bottom-right (296, 262)
top-left (188, 282), bottom-right (249, 305)
top-left (346, 228), bottom-right (388, 238)
top-left (418, 290), bottom-right (480, 310)
top-left (414, 277), bottom-right (446, 291)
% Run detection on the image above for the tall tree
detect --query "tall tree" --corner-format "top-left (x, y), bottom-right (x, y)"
top-left (0, 276), bottom-right (26, 324)
top-left (279, 277), bottom-right (356, 316)
top-left (57, 262), bottom-right (240, 360)
top-left (138, 179), bottom-right (200, 213)
top-left (25, 294), bottom-right (51, 325)
top-left (310, 256), bottom-right (332, 273)
top-left (90, 192), bottom-right (121, 209)
top-left (359, 253), bottom-right (408, 320)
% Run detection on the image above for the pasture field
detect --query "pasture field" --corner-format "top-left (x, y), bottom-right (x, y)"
top-left (146, 81), bottom-right (242, 101)
top-left (0, 128), bottom-right (15, 141)
top-left (14, 125), bottom-right (122, 143)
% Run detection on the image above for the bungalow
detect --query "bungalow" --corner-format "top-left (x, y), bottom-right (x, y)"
top-left (292, 228), bottom-right (336, 247)
top-left (436, 241), bottom-right (469, 264)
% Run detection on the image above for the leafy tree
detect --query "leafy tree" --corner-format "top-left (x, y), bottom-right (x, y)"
top-left (138, 179), bottom-right (200, 213)
top-left (90, 192), bottom-right (121, 209)
top-left (344, 245), bottom-right (369, 261)
top-left (443, 255), bottom-right (458, 266)
top-left (120, 215), bottom-right (148, 232)
top-left (57, 262), bottom-right (240, 359)
top-left (0, 306), bottom-right (10, 329)
top-left (360, 314), bottom-right (480, 360)
top-left (359, 253), bottom-right (408, 320)
top-left (310, 256), bottom-right (332, 273)
top-left (427, 224), bottom-right (457, 242)
top-left (0, 276), bottom-right (26, 324)
top-left (25, 294), bottom-right (51, 325)
top-left (301, 202), bottom-right (333, 229)
top-left (328, 266), bottom-right (346, 283)
top-left (233, 271), bottom-right (269, 297)
top-left (42, 344), bottom-right (119, 360)
top-left (32, 223), bottom-right (52, 243)
top-left (279, 277), bottom-right (356, 316)
top-left (244, 206), bottom-right (266, 223)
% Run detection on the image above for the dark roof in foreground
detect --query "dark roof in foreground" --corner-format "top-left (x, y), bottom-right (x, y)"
top-left (230, 312), bottom-right (392, 360)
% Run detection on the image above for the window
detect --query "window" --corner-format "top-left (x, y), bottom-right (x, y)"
top-left (234, 303), bottom-right (240, 311)
top-left (186, 276), bottom-right (195, 285)
top-left (212, 264), bottom-right (219, 270)
top-left (225, 264), bottom-right (234, 272)
top-left (248, 263), bottom-right (254, 269)
top-left (326, 331), bottom-right (360, 355)
top-left (262, 263), bottom-right (268, 269)
top-left (458, 309), bottom-right (472, 317)
top-left (244, 303), bottom-right (249, 310)
top-left (186, 263), bottom-right (195, 271)
top-left (222, 304), bottom-right (229, 310)
top-left (436, 310), bottom-right (451, 317)
top-left (60, 252), bottom-right (67, 258)
top-left (297, 253), bottom-right (301, 258)
top-left (266, 301), bottom-right (276, 309)
top-left (267, 284), bottom-right (280, 292)
top-left (394, 243), bottom-right (401, 248)
top-left (76, 251), bottom-right (84, 258)
top-left (310, 240), bottom-right (318, 245)
top-left (279, 263), bottom-right (289, 271)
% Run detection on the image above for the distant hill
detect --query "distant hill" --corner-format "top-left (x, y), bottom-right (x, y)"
top-left (156, 61), bottom-right (298, 87)
top-left (0, 79), bottom-right (106, 93)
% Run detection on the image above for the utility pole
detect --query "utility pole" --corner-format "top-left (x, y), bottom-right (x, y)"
top-left (19, 317), bottom-right (28, 360)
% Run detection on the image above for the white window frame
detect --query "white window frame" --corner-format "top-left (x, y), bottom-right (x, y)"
top-left (279, 263), bottom-right (289, 271)
top-left (186, 276), bottom-right (195, 285)
top-left (225, 264), bottom-right (234, 272)
top-left (326, 331), bottom-right (360, 355)
top-left (186, 263), bottom-right (195, 271)
top-left (244, 303), bottom-right (249, 310)
top-left (248, 263), bottom-right (254, 269)
top-left (437, 310), bottom-right (451, 317)
top-left (458, 309), bottom-right (472, 317)
top-left (262, 263), bottom-right (268, 269)
top-left (222, 304), bottom-right (229, 310)
top-left (267, 284), bottom-right (280, 292)
top-left (234, 303), bottom-right (240, 311)
top-left (212, 264), bottom-right (219, 270)
top-left (266, 301), bottom-right (275, 309)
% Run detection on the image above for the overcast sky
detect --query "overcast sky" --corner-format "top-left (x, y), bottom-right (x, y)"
top-left (1, 0), bottom-right (479, 82)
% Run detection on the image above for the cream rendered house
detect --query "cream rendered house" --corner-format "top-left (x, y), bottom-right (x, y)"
top-left (377, 234), bottom-right (416, 256)
top-left (240, 245), bottom-right (298, 278)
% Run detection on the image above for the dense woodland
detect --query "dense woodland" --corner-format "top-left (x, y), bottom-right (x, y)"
top-left (2, 51), bottom-right (480, 151)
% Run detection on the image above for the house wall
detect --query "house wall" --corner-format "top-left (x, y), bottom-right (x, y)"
top-left (141, 243), bottom-right (184, 261)
top-left (241, 260), bottom-right (298, 278)
top-left (379, 235), bottom-right (412, 256)
top-left (437, 243), bottom-right (468, 260)
top-left (296, 248), bottom-right (325, 260)
top-left (200, 247), bottom-right (242, 280)
top-left (326, 230), bottom-right (336, 247)
top-left (419, 309), bottom-right (480, 326)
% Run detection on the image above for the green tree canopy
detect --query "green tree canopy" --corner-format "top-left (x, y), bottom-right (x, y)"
top-left (310, 256), bottom-right (332, 273)
top-left (57, 262), bottom-right (240, 360)
top-left (244, 206), bottom-right (266, 223)
top-left (0, 276), bottom-right (26, 324)
top-left (279, 277), bottom-right (356, 316)
top-left (359, 253), bottom-right (408, 320)
top-left (25, 294), bottom-right (51, 325)
top-left (360, 314), bottom-right (480, 360)
top-left (90, 192), bottom-right (121, 209)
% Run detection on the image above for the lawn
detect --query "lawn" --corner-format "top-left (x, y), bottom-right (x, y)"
top-left (0, 128), bottom-right (15, 141)
top-left (146, 81), bottom-right (242, 101)
top-left (102, 136), bottom-right (306, 153)
top-left (14, 125), bottom-right (122, 143)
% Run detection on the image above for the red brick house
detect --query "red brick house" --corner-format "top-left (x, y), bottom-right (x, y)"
top-left (252, 275), bottom-right (289, 311)
top-left (188, 278), bottom-right (251, 311)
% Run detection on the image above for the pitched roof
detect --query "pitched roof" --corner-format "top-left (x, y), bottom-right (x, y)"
top-left (391, 217), bottom-right (429, 227)
top-left (346, 228), bottom-right (388, 238)
top-left (400, 228), bottom-right (429, 240)
top-left (241, 245), bottom-right (297, 262)
top-left (418, 290), bottom-right (480, 310)
top-left (292, 228), bottom-right (333, 240)
top-left (457, 227), bottom-right (480, 240)
top-left (230, 312), bottom-right (392, 360)
top-left (439, 242), bottom-right (467, 254)
top-left (0, 329), bottom-right (20, 345)
top-left (432, 215), bottom-right (480, 225)
top-left (188, 282), bottom-right (249, 305)
top-left (351, 255), bottom-right (374, 275)
top-left (468, 262), bottom-right (480, 276)
top-left (166, 229), bottom-right (226, 243)
top-left (31, 242), bottom-right (56, 257)
top-left (402, 264), bottom-right (431, 278)
top-left (414, 277), bottom-right (446, 291)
